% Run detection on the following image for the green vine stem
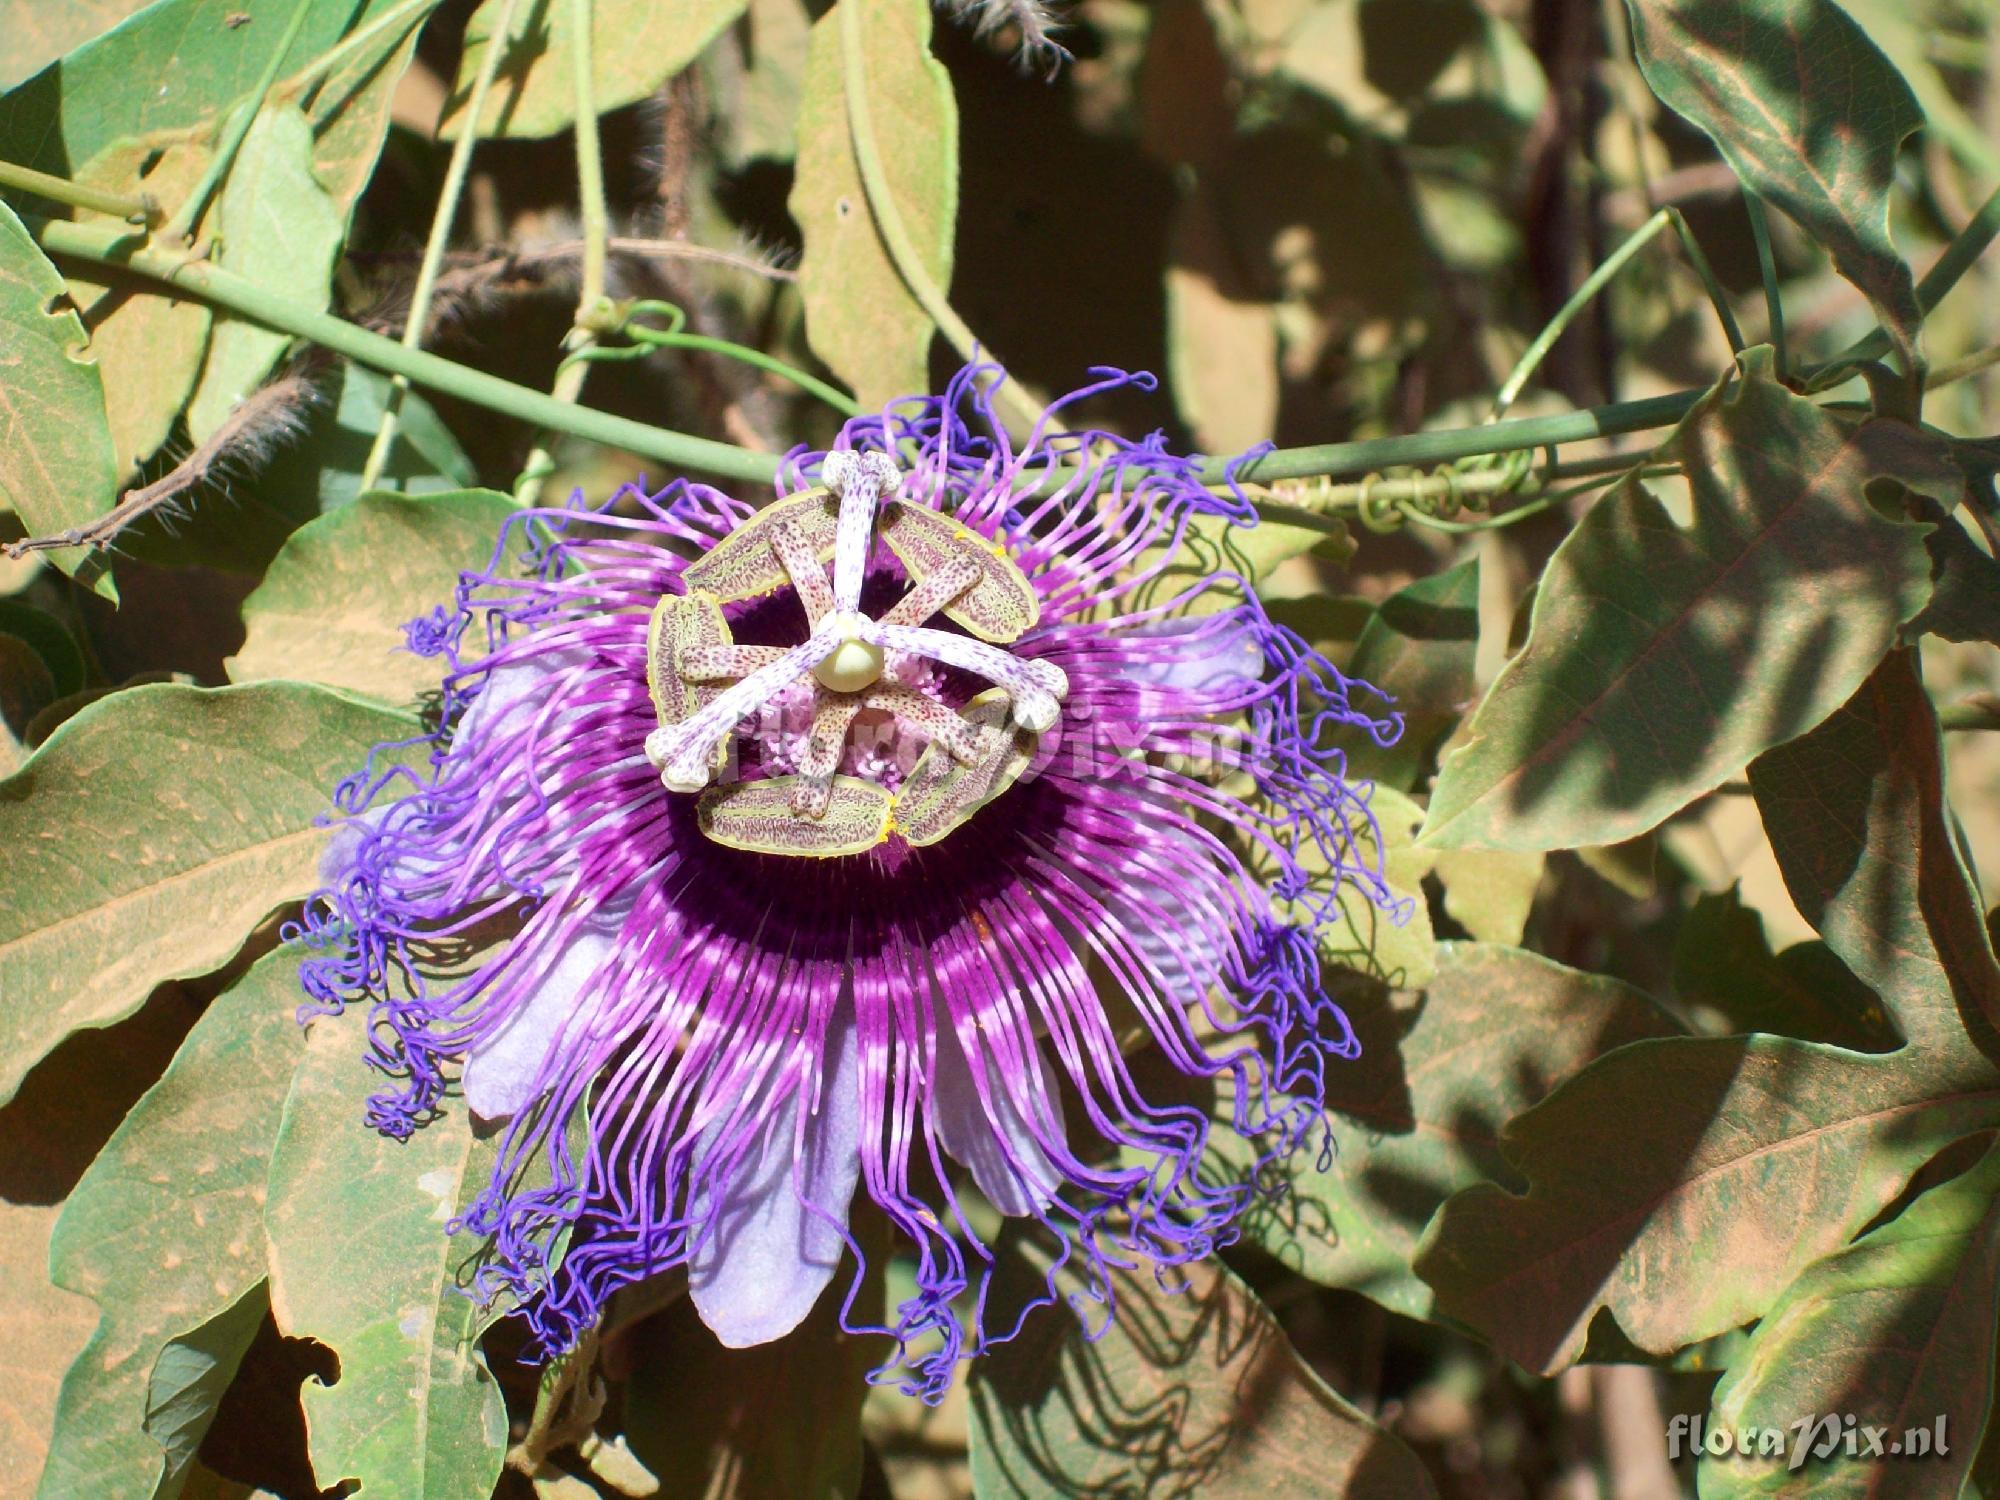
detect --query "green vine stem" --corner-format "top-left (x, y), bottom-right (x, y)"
top-left (0, 160), bottom-right (152, 223)
top-left (1250, 449), bottom-right (1666, 535)
top-left (28, 159), bottom-right (2000, 501)
top-left (1490, 206), bottom-right (1741, 424)
top-left (1744, 191), bottom-right (1787, 378)
top-left (515, 0), bottom-right (613, 509)
top-left (160, 0), bottom-right (318, 245)
top-left (1218, 391), bottom-right (1699, 489)
top-left (1929, 341), bottom-right (2000, 390)
top-left (837, 0), bottom-right (1047, 437)
top-left (13, 211), bottom-right (1717, 492)
top-left (357, 0), bottom-right (519, 492)
top-left (31, 215), bottom-right (783, 484)
top-left (1941, 699), bottom-right (2000, 733)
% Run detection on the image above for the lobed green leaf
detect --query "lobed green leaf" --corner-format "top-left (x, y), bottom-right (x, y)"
top-left (0, 200), bottom-right (117, 599)
top-left (228, 489), bottom-right (515, 701)
top-left (1623, 0), bottom-right (1925, 361)
top-left (442, 0), bottom-right (749, 140)
top-left (1231, 944), bottom-right (1678, 1319)
top-left (1702, 1138), bottom-right (2000, 1497)
top-left (968, 1253), bottom-right (1437, 1497)
top-left (0, 681), bottom-right (417, 1104)
top-left (1423, 350), bottom-right (1947, 852)
top-left (36, 950), bottom-right (310, 1500)
top-left (1750, 648), bottom-right (2000, 1054)
top-left (0, 0), bottom-right (419, 197)
top-left (264, 1019), bottom-right (507, 1500)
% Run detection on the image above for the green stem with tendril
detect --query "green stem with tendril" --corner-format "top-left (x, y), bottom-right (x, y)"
top-left (356, 0), bottom-right (519, 492)
top-left (515, 0), bottom-right (614, 509)
top-left (26, 165), bottom-right (2000, 505)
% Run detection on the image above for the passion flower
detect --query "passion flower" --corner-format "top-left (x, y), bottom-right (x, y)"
top-left (300, 365), bottom-right (1401, 1399)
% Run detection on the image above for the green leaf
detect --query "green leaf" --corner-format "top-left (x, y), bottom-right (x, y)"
top-left (1906, 515), bottom-right (2000, 647)
top-left (624, 1267), bottom-right (877, 1500)
top-left (228, 490), bottom-right (515, 701)
top-left (442, 0), bottom-right (749, 140)
top-left (37, 950), bottom-right (311, 1500)
top-left (1672, 886), bottom-right (1898, 1049)
top-left (264, 1018), bottom-right (507, 1500)
top-left (1834, 0), bottom-right (2000, 180)
top-left (66, 137), bottom-right (216, 477)
top-left (0, 682), bottom-right (417, 1105)
top-left (1431, 847), bottom-right (1543, 944)
top-left (143, 1289), bottom-right (268, 1500)
top-left (968, 1253), bottom-right (1437, 1497)
top-left (1751, 649), bottom-right (2000, 1054)
top-left (0, 603), bottom-right (89, 704)
top-left (790, 0), bottom-right (957, 409)
top-left (1233, 944), bottom-right (1678, 1318)
top-left (185, 103), bottom-right (342, 442)
top-left (0, 0), bottom-right (153, 89)
top-left (1414, 1033), bottom-right (2000, 1373)
top-left (705, 0), bottom-right (813, 169)
top-left (1423, 350), bottom-right (1944, 852)
top-left (265, 362), bottom-right (478, 515)
top-left (274, 1), bottom-right (428, 212)
top-left (1345, 558), bottom-right (1479, 790)
top-left (1, 1202), bottom-right (98, 1494)
top-left (0, 200), bottom-right (117, 600)
top-left (1702, 1138), bottom-right (2000, 1497)
top-left (1417, 652), bottom-right (2000, 1370)
top-left (0, 0), bottom-right (416, 198)
top-left (1623, 0), bottom-right (1925, 360)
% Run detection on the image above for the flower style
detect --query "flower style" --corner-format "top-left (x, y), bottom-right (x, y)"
top-left (300, 365), bottom-right (1403, 1398)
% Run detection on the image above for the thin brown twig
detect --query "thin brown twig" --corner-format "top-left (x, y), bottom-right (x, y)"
top-left (357, 237), bottom-right (796, 346)
top-left (3, 374), bottom-right (316, 557)
top-left (606, 236), bottom-right (796, 281)
top-left (1600, 162), bottom-right (1741, 225)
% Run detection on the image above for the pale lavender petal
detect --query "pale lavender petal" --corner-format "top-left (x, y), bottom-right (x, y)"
top-left (1126, 613), bottom-right (1265, 695)
top-left (463, 891), bottom-right (635, 1121)
top-left (457, 643), bottom-right (593, 742)
top-left (688, 1010), bottom-right (863, 1347)
top-left (931, 1018), bottom-right (1063, 1217)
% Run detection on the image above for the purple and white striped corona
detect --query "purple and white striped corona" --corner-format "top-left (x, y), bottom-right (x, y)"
top-left (300, 366), bottom-right (1402, 1398)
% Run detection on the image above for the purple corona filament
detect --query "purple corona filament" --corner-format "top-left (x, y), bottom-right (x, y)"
top-left (297, 365), bottom-right (1404, 1400)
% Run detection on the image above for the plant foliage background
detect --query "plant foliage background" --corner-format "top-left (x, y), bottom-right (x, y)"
top-left (3, 0), bottom-right (2000, 1495)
